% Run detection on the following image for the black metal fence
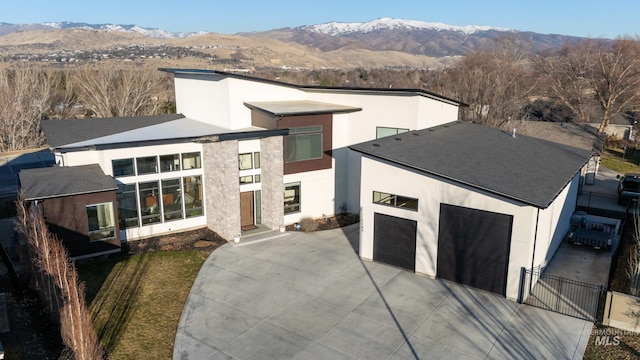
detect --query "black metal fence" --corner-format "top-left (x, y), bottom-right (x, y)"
top-left (519, 266), bottom-right (607, 322)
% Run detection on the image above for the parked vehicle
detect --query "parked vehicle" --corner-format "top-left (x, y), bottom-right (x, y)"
top-left (617, 173), bottom-right (640, 205)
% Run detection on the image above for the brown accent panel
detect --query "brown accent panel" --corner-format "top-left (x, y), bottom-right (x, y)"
top-left (240, 191), bottom-right (255, 227)
top-left (278, 114), bottom-right (333, 175)
top-left (39, 190), bottom-right (120, 258)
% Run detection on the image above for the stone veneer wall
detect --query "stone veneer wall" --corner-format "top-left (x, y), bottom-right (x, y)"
top-left (260, 136), bottom-right (284, 229)
top-left (203, 140), bottom-right (240, 240)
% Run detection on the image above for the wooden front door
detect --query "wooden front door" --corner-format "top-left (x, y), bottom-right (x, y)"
top-left (240, 191), bottom-right (254, 228)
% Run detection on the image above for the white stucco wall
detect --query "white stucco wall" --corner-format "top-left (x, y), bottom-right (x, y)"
top-left (358, 155), bottom-right (545, 301)
top-left (283, 168), bottom-right (336, 224)
top-left (173, 74), bottom-right (306, 129)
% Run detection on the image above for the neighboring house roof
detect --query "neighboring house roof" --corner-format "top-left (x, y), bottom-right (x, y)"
top-left (19, 164), bottom-right (117, 201)
top-left (504, 121), bottom-right (604, 155)
top-left (350, 121), bottom-right (593, 209)
top-left (159, 68), bottom-right (467, 107)
top-left (244, 100), bottom-right (362, 116)
top-left (41, 114), bottom-right (185, 148)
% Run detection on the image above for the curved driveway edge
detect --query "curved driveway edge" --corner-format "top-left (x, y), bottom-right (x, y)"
top-left (174, 224), bottom-right (592, 360)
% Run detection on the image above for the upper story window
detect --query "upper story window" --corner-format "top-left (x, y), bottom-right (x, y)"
top-left (160, 154), bottom-right (180, 172)
top-left (137, 156), bottom-right (158, 174)
top-left (182, 152), bottom-right (202, 170)
top-left (112, 158), bottom-right (134, 177)
top-left (376, 127), bottom-right (409, 139)
top-left (285, 126), bottom-right (323, 163)
top-left (373, 191), bottom-right (418, 211)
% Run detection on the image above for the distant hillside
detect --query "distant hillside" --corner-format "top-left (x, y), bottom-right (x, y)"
top-left (0, 18), bottom-right (594, 68)
top-left (242, 18), bottom-right (587, 57)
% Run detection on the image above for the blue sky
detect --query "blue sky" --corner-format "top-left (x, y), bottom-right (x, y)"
top-left (2, 0), bottom-right (638, 38)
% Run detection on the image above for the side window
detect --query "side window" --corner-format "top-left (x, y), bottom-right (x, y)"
top-left (284, 182), bottom-right (301, 214)
top-left (86, 202), bottom-right (116, 241)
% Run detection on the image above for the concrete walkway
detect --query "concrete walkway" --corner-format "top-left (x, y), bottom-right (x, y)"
top-left (174, 225), bottom-right (592, 360)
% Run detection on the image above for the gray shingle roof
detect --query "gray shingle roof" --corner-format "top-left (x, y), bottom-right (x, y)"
top-left (19, 165), bottom-right (117, 200)
top-left (349, 121), bottom-right (593, 209)
top-left (41, 114), bottom-right (185, 148)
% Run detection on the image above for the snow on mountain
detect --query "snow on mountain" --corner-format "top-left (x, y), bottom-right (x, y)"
top-left (2, 21), bottom-right (203, 39)
top-left (302, 17), bottom-right (514, 36)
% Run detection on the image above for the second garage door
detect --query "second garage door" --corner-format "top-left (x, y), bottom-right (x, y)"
top-left (436, 204), bottom-right (513, 296)
top-left (373, 212), bottom-right (417, 271)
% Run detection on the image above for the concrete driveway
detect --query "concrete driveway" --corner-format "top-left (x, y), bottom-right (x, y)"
top-left (174, 225), bottom-right (592, 360)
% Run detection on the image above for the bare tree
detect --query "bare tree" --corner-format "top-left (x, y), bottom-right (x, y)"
top-left (534, 38), bottom-right (640, 131)
top-left (0, 63), bottom-right (55, 151)
top-left (16, 194), bottom-right (105, 359)
top-left (587, 38), bottom-right (640, 132)
top-left (445, 39), bottom-right (535, 127)
top-left (71, 63), bottom-right (170, 118)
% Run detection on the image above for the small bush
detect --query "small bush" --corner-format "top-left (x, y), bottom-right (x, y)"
top-left (299, 217), bottom-right (318, 232)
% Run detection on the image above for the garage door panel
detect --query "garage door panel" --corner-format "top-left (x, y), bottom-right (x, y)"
top-left (373, 213), bottom-right (417, 271)
top-left (437, 204), bottom-right (512, 296)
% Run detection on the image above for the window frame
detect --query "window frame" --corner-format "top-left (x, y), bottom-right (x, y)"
top-left (376, 127), bottom-right (409, 139)
top-left (238, 153), bottom-right (253, 170)
top-left (284, 126), bottom-right (324, 163)
top-left (112, 158), bottom-right (135, 177)
top-left (372, 191), bottom-right (418, 211)
top-left (284, 182), bottom-right (301, 214)
top-left (86, 202), bottom-right (116, 242)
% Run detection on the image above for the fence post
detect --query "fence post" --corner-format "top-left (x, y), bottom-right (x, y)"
top-left (518, 267), bottom-right (526, 303)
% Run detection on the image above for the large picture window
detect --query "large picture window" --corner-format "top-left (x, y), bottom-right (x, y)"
top-left (285, 126), bottom-right (323, 163)
top-left (376, 127), bottom-right (409, 139)
top-left (183, 175), bottom-right (204, 218)
top-left (86, 202), bottom-right (116, 241)
top-left (162, 178), bottom-right (183, 221)
top-left (373, 191), bottom-right (418, 211)
top-left (284, 182), bottom-right (301, 214)
top-left (139, 181), bottom-right (161, 225)
top-left (116, 183), bottom-right (139, 229)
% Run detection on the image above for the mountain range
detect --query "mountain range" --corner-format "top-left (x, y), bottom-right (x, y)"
top-left (0, 18), bottom-right (591, 67)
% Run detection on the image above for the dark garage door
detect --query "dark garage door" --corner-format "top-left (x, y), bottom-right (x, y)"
top-left (437, 204), bottom-right (512, 296)
top-left (373, 212), bottom-right (417, 271)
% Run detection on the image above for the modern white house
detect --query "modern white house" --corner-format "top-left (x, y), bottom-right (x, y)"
top-left (26, 69), bottom-right (463, 258)
top-left (350, 121), bottom-right (593, 300)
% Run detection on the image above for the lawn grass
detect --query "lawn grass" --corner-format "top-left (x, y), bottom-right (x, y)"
top-left (601, 148), bottom-right (640, 174)
top-left (77, 250), bottom-right (212, 359)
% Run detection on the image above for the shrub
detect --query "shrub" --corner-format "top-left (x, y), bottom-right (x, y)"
top-left (299, 217), bottom-right (318, 232)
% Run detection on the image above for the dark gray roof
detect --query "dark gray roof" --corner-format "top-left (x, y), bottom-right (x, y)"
top-left (505, 121), bottom-right (604, 155)
top-left (41, 114), bottom-right (185, 148)
top-left (19, 165), bottom-right (117, 200)
top-left (349, 121), bottom-right (593, 209)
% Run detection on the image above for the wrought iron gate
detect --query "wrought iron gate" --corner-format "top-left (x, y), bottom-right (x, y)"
top-left (519, 267), bottom-right (607, 322)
